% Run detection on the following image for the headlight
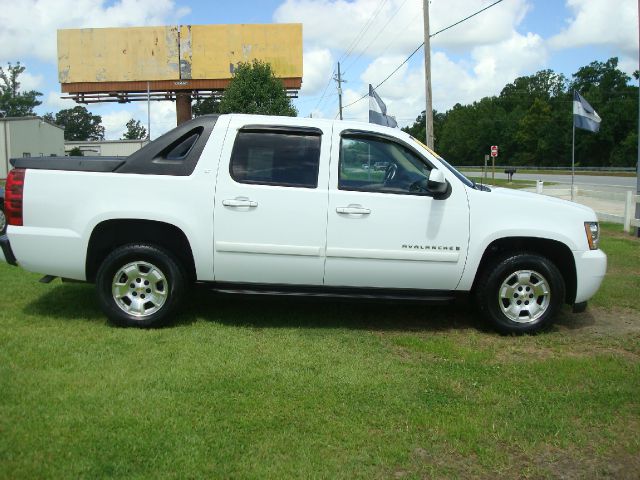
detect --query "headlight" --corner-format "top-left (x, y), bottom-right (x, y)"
top-left (584, 222), bottom-right (600, 250)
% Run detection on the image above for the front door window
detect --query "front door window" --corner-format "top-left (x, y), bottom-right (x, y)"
top-left (339, 136), bottom-right (432, 195)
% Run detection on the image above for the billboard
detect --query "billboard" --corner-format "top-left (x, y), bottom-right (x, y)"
top-left (57, 24), bottom-right (303, 86)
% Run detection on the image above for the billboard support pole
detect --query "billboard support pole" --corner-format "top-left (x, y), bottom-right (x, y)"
top-left (147, 81), bottom-right (151, 140)
top-left (176, 92), bottom-right (192, 126)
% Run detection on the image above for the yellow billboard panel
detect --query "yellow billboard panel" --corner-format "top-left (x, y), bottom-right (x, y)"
top-left (58, 26), bottom-right (180, 83)
top-left (58, 24), bottom-right (302, 85)
top-left (181, 24), bottom-right (303, 80)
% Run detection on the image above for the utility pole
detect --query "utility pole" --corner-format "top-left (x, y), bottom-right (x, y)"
top-left (636, 0), bottom-right (640, 236)
top-left (423, 0), bottom-right (434, 148)
top-left (334, 62), bottom-right (344, 120)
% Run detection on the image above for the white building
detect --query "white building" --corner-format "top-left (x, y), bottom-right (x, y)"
top-left (0, 117), bottom-right (65, 179)
top-left (65, 139), bottom-right (149, 157)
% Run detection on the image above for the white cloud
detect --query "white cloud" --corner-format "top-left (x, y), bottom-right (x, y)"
top-left (275, 0), bottom-right (529, 58)
top-left (356, 55), bottom-right (424, 123)
top-left (618, 57), bottom-right (639, 77)
top-left (275, 0), bottom-right (418, 57)
top-left (18, 71), bottom-right (44, 91)
top-left (301, 48), bottom-right (334, 95)
top-left (0, 0), bottom-right (190, 64)
top-left (41, 91), bottom-right (77, 112)
top-left (549, 0), bottom-right (638, 58)
top-left (143, 101), bottom-right (178, 140)
top-left (430, 0), bottom-right (530, 50)
top-left (338, 29), bottom-right (548, 127)
top-left (93, 99), bottom-right (176, 140)
top-left (100, 109), bottom-right (134, 140)
top-left (340, 87), bottom-right (370, 121)
top-left (466, 32), bottom-right (548, 97)
top-left (285, 0), bottom-right (545, 120)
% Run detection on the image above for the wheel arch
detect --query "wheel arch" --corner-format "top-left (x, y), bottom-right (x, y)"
top-left (471, 236), bottom-right (577, 304)
top-left (86, 219), bottom-right (196, 283)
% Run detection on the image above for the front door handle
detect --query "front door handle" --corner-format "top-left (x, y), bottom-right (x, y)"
top-left (336, 206), bottom-right (371, 215)
top-left (222, 197), bottom-right (258, 208)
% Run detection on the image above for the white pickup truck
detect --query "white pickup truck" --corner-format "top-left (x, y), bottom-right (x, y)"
top-left (0, 114), bottom-right (606, 333)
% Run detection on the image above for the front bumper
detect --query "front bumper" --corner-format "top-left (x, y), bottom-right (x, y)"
top-left (574, 248), bottom-right (607, 304)
top-left (0, 234), bottom-right (17, 266)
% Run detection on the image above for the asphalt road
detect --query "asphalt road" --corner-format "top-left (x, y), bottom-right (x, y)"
top-left (462, 171), bottom-right (638, 193)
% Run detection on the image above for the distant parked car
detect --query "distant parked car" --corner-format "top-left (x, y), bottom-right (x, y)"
top-left (0, 186), bottom-right (5, 234)
top-left (373, 161), bottom-right (389, 171)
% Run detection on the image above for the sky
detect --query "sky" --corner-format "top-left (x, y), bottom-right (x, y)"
top-left (0, 0), bottom-right (637, 139)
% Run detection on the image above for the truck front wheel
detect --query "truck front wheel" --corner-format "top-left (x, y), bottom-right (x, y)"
top-left (476, 253), bottom-right (565, 334)
top-left (96, 244), bottom-right (185, 328)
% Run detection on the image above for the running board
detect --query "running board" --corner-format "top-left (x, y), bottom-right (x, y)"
top-left (203, 282), bottom-right (459, 304)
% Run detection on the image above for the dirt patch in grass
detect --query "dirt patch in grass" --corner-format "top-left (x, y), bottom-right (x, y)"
top-left (532, 449), bottom-right (640, 480)
top-left (492, 307), bottom-right (640, 362)
top-left (528, 417), bottom-right (640, 480)
top-left (554, 306), bottom-right (640, 336)
top-left (390, 417), bottom-right (640, 480)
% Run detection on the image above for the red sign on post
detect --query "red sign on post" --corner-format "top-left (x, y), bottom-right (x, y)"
top-left (491, 145), bottom-right (499, 157)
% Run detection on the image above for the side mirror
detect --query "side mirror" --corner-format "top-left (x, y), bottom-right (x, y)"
top-left (427, 169), bottom-right (448, 195)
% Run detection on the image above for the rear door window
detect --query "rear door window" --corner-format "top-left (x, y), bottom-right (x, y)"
top-left (230, 129), bottom-right (321, 188)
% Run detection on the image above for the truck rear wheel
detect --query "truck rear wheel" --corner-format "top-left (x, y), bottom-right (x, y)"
top-left (96, 244), bottom-right (185, 328)
top-left (476, 253), bottom-right (565, 334)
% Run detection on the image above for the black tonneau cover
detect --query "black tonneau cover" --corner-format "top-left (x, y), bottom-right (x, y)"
top-left (10, 156), bottom-right (125, 172)
top-left (8, 115), bottom-right (219, 177)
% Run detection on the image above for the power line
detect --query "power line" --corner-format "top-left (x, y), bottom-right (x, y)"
top-left (343, 0), bottom-right (410, 73)
top-left (308, 0), bottom-right (388, 116)
top-left (365, 4), bottom-right (421, 66)
top-left (341, 42), bottom-right (423, 110)
top-left (430, 0), bottom-right (504, 38)
top-left (339, 0), bottom-right (389, 65)
top-left (312, 68), bottom-right (336, 112)
top-left (342, 0), bottom-right (506, 111)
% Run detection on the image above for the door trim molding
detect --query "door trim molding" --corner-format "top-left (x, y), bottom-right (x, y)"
top-left (326, 247), bottom-right (459, 262)
top-left (215, 241), bottom-right (322, 257)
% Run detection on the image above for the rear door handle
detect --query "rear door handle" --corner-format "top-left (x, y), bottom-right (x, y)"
top-left (336, 206), bottom-right (371, 215)
top-left (222, 198), bottom-right (258, 208)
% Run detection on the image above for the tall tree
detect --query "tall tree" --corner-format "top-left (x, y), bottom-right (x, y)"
top-left (192, 97), bottom-right (220, 117)
top-left (402, 110), bottom-right (447, 149)
top-left (0, 62), bottom-right (42, 117)
top-left (218, 60), bottom-right (297, 116)
top-left (570, 58), bottom-right (637, 167)
top-left (122, 119), bottom-right (147, 140)
top-left (47, 106), bottom-right (105, 141)
top-left (401, 57), bottom-right (637, 168)
top-left (68, 147), bottom-right (84, 156)
top-left (515, 98), bottom-right (554, 166)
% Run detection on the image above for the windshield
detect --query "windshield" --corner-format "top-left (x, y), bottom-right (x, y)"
top-left (409, 136), bottom-right (475, 188)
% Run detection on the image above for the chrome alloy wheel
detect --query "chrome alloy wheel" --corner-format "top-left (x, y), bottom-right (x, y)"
top-left (112, 261), bottom-right (168, 318)
top-left (498, 270), bottom-right (551, 323)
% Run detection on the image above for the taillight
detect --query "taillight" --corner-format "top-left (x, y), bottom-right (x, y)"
top-left (5, 168), bottom-right (26, 226)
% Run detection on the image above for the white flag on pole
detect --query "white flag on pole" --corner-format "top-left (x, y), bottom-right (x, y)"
top-left (368, 85), bottom-right (397, 128)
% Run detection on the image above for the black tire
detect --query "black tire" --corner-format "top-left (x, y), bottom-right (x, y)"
top-left (95, 244), bottom-right (186, 328)
top-left (475, 253), bottom-right (565, 334)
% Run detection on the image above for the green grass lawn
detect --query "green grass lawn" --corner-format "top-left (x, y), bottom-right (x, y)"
top-left (0, 225), bottom-right (638, 478)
